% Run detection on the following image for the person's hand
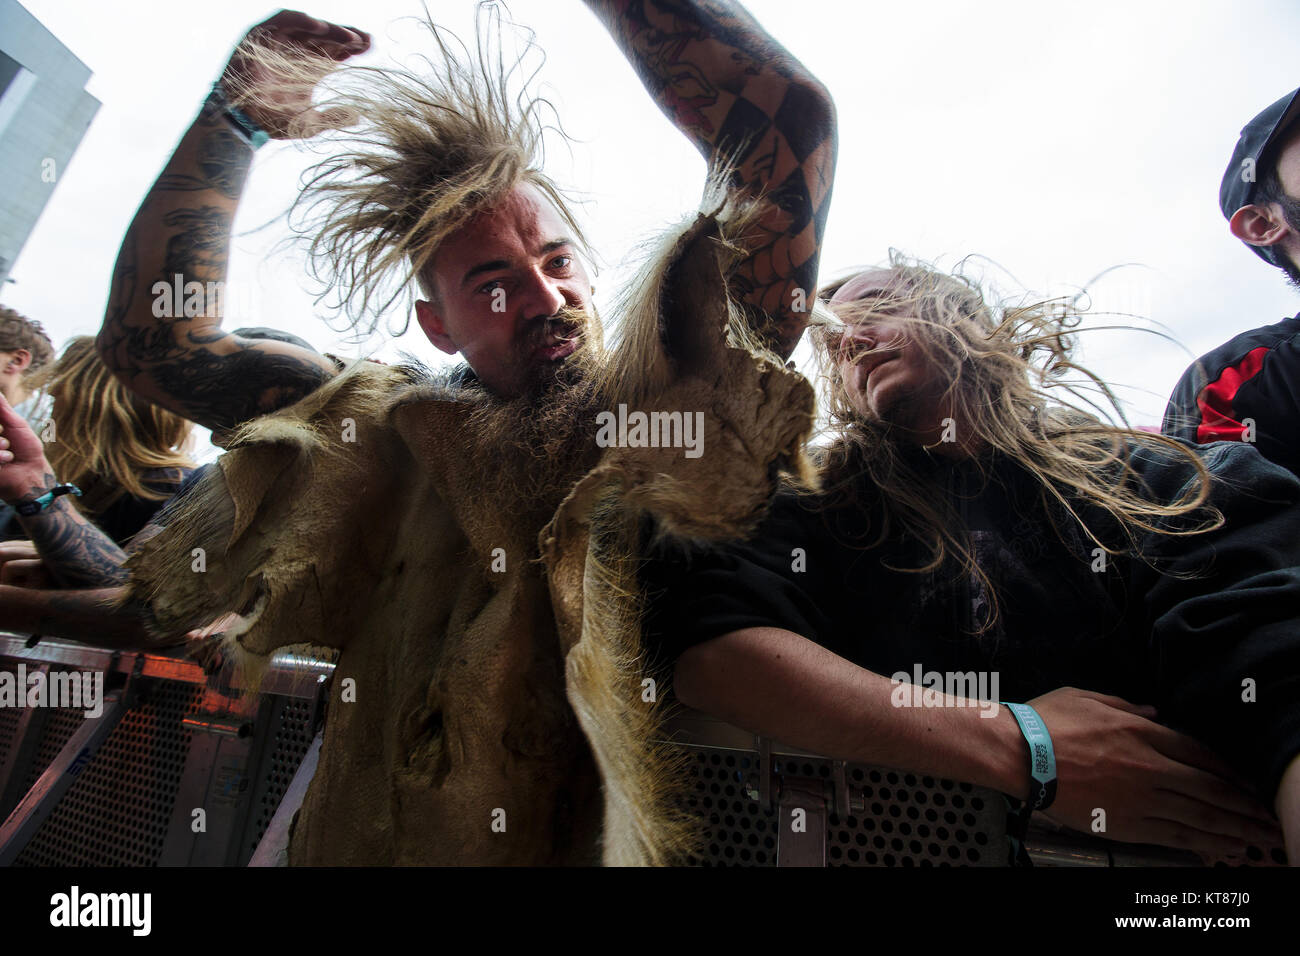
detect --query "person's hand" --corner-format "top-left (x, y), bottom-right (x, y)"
top-left (186, 611), bottom-right (246, 695)
top-left (1275, 752), bottom-right (1300, 866)
top-left (1025, 687), bottom-right (1283, 859)
top-left (220, 9), bottom-right (371, 139)
top-left (0, 540), bottom-right (51, 588)
top-left (0, 557), bottom-right (53, 589)
top-left (0, 393), bottom-right (51, 504)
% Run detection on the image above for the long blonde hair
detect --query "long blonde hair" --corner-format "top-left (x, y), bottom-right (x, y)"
top-left (36, 337), bottom-right (194, 511)
top-left (810, 253), bottom-right (1221, 623)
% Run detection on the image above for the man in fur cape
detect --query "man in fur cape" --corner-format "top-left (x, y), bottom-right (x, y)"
top-left (87, 4), bottom-right (836, 865)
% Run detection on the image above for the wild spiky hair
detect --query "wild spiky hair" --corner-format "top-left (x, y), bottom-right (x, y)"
top-left (226, 2), bottom-right (588, 336)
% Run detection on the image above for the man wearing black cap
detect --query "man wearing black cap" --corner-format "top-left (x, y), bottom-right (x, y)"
top-left (1162, 90), bottom-right (1300, 476)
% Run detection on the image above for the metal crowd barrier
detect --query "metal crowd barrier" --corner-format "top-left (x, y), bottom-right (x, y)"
top-left (0, 633), bottom-right (1255, 866)
top-left (663, 709), bottom-right (1218, 867)
top-left (0, 634), bottom-right (328, 866)
top-left (664, 708), bottom-right (1016, 866)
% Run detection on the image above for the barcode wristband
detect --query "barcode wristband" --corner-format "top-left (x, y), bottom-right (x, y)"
top-left (1004, 702), bottom-right (1057, 811)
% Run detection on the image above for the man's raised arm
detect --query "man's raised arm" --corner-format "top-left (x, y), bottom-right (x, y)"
top-left (584, 0), bottom-right (837, 359)
top-left (96, 11), bottom-right (369, 432)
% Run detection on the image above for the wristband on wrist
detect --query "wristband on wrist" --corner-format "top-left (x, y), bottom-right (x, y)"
top-left (206, 81), bottom-right (270, 149)
top-left (13, 483), bottom-right (81, 516)
top-left (1004, 702), bottom-right (1057, 811)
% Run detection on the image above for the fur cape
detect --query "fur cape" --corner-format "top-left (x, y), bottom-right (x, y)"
top-left (125, 194), bottom-right (816, 865)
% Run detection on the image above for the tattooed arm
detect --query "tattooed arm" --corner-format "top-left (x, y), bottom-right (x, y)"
top-left (97, 11), bottom-right (369, 432)
top-left (584, 0), bottom-right (837, 359)
top-left (0, 402), bottom-right (178, 648)
top-left (0, 395), bottom-right (128, 587)
top-left (12, 497), bottom-right (128, 589)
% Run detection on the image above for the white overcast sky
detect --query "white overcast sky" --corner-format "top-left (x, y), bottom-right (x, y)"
top-left (7, 0), bottom-right (1300, 453)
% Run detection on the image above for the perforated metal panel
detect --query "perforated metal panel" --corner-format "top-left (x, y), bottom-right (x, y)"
top-left (238, 696), bottom-right (317, 863)
top-left (679, 747), bottom-right (777, 866)
top-left (19, 679), bottom-right (86, 793)
top-left (0, 663), bottom-right (23, 772)
top-left (4, 645), bottom-right (1276, 867)
top-left (14, 679), bottom-right (203, 867)
top-left (675, 745), bottom-right (1012, 867)
top-left (827, 768), bottom-right (1007, 866)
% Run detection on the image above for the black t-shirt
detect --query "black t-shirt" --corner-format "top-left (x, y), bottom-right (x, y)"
top-left (643, 452), bottom-right (1138, 704)
top-left (641, 442), bottom-right (1300, 798)
top-left (85, 468), bottom-right (194, 545)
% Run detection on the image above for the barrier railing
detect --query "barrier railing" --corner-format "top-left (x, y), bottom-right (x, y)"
top-left (0, 634), bottom-right (327, 866)
top-left (0, 635), bottom-right (1241, 866)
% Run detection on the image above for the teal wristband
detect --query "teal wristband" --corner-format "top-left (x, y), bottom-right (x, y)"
top-left (13, 482), bottom-right (81, 516)
top-left (1004, 702), bottom-right (1057, 811)
top-left (208, 82), bottom-right (270, 149)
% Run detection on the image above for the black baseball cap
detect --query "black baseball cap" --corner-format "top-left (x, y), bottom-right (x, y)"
top-left (1221, 88), bottom-right (1300, 266)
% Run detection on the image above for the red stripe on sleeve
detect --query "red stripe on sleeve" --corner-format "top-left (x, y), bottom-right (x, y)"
top-left (1195, 346), bottom-right (1269, 443)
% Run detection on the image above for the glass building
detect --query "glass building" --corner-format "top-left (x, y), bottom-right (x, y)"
top-left (0, 0), bottom-right (99, 286)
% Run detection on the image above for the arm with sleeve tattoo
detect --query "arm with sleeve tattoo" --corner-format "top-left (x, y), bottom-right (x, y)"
top-left (0, 396), bottom-right (130, 587)
top-left (13, 478), bottom-right (129, 588)
top-left (584, 0), bottom-right (837, 358)
top-left (0, 404), bottom-right (180, 647)
top-left (96, 12), bottom-right (369, 432)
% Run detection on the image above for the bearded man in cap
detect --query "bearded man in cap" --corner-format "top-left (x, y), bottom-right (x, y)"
top-left (1163, 90), bottom-right (1300, 476)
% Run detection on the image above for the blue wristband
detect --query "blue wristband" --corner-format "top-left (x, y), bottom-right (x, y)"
top-left (1004, 702), bottom-right (1057, 811)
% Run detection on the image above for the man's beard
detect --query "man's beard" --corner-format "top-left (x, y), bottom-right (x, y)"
top-left (1275, 194), bottom-right (1300, 290)
top-left (513, 305), bottom-right (603, 400)
top-left (461, 327), bottom-right (605, 533)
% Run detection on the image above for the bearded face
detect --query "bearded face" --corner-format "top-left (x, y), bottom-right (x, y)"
top-left (459, 338), bottom-right (606, 532)
top-left (509, 303), bottom-right (603, 400)
top-left (414, 184), bottom-right (601, 400)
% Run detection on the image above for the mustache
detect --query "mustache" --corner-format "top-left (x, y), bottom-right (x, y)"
top-left (524, 306), bottom-right (595, 348)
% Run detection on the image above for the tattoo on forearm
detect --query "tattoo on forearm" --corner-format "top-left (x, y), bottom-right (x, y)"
top-left (151, 346), bottom-right (332, 432)
top-left (157, 123), bottom-right (252, 199)
top-left (18, 484), bottom-right (130, 588)
top-left (161, 205), bottom-right (231, 281)
top-left (589, 0), bottom-right (837, 358)
top-left (97, 99), bottom-right (335, 430)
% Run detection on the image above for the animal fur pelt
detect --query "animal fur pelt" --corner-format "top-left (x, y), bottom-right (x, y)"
top-left (124, 190), bottom-right (815, 866)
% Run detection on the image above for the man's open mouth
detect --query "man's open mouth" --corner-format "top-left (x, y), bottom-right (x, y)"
top-left (536, 323), bottom-right (582, 361)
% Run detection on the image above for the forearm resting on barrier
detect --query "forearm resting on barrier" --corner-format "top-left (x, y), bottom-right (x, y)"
top-left (675, 626), bottom-right (1283, 858)
top-left (0, 585), bottom-right (169, 650)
